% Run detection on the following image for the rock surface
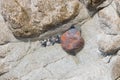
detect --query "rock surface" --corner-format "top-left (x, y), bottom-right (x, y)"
top-left (1, 0), bottom-right (80, 38)
top-left (0, 0), bottom-right (120, 80)
top-left (112, 55), bottom-right (120, 80)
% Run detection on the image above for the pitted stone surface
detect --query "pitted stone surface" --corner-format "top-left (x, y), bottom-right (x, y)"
top-left (1, 0), bottom-right (80, 38)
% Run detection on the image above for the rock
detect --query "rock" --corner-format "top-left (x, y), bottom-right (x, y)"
top-left (0, 63), bottom-right (9, 76)
top-left (79, 0), bottom-right (113, 16)
top-left (98, 2), bottom-right (120, 55)
top-left (0, 0), bottom-right (120, 80)
top-left (98, 3), bottom-right (120, 35)
top-left (98, 33), bottom-right (120, 55)
top-left (1, 0), bottom-right (80, 38)
top-left (97, 1), bottom-right (120, 55)
top-left (60, 26), bottom-right (84, 55)
top-left (0, 13), bottom-right (15, 45)
top-left (0, 13), bottom-right (113, 80)
top-left (112, 56), bottom-right (120, 80)
top-left (114, 0), bottom-right (120, 17)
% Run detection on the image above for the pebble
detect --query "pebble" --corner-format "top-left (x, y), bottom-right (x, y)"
top-left (60, 25), bottom-right (84, 56)
top-left (40, 35), bottom-right (61, 47)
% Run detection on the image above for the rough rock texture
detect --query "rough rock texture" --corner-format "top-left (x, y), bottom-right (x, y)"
top-left (112, 55), bottom-right (120, 80)
top-left (98, 0), bottom-right (120, 55)
top-left (98, 34), bottom-right (120, 55)
top-left (79, 0), bottom-right (113, 16)
top-left (1, 0), bottom-right (80, 38)
top-left (0, 0), bottom-right (120, 80)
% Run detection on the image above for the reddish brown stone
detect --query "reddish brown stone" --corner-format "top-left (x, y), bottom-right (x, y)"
top-left (60, 27), bottom-right (84, 55)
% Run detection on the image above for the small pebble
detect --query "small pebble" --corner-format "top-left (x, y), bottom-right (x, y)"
top-left (40, 35), bottom-right (61, 47)
top-left (60, 25), bottom-right (84, 56)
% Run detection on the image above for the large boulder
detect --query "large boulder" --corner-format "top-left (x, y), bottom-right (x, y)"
top-left (1, 0), bottom-right (80, 38)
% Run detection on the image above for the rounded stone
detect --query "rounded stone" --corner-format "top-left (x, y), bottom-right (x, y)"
top-left (60, 26), bottom-right (84, 55)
